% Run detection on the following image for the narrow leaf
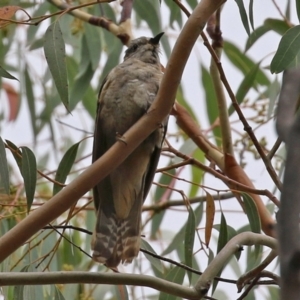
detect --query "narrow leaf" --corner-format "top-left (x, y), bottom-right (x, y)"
top-left (24, 66), bottom-right (37, 139)
top-left (234, 0), bottom-right (250, 35)
top-left (5, 139), bottom-right (22, 171)
top-left (84, 22), bottom-right (101, 71)
top-left (242, 193), bottom-right (261, 233)
top-left (213, 213), bottom-right (228, 292)
top-left (53, 285), bottom-right (65, 300)
top-left (141, 239), bottom-right (164, 275)
top-left (0, 137), bottom-right (10, 195)
top-left (53, 142), bottom-right (80, 195)
top-left (224, 41), bottom-right (270, 86)
top-left (44, 21), bottom-right (69, 111)
top-left (228, 63), bottom-right (260, 116)
top-left (0, 65), bottom-right (18, 80)
top-left (271, 25), bottom-right (300, 73)
top-left (242, 193), bottom-right (261, 258)
top-left (185, 206), bottom-right (195, 283)
top-left (159, 266), bottom-right (185, 300)
top-left (21, 147), bottom-right (37, 212)
top-left (205, 191), bottom-right (215, 247)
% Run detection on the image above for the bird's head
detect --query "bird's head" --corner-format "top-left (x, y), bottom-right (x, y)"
top-left (124, 32), bottom-right (164, 64)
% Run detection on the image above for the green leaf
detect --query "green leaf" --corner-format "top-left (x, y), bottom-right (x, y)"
top-left (159, 266), bottom-right (185, 300)
top-left (99, 31), bottom-right (123, 84)
top-left (270, 25), bottom-right (300, 73)
top-left (24, 66), bottom-right (37, 139)
top-left (161, 202), bottom-right (203, 256)
top-left (141, 239), bottom-right (164, 275)
top-left (248, 0), bottom-right (254, 30)
top-left (234, 0), bottom-right (250, 35)
top-left (0, 65), bottom-right (18, 81)
top-left (44, 21), bottom-right (69, 111)
top-left (245, 19), bottom-right (290, 52)
top-left (201, 65), bottom-right (222, 146)
top-left (165, 0), bottom-right (182, 29)
top-left (242, 193), bottom-right (261, 258)
top-left (134, 0), bottom-right (161, 37)
top-left (264, 18), bottom-right (290, 36)
top-left (190, 148), bottom-right (204, 198)
top-left (69, 62), bottom-right (94, 111)
top-left (228, 63), bottom-right (260, 116)
top-left (82, 84), bottom-right (97, 119)
top-left (297, 0), bottom-right (300, 23)
top-left (53, 142), bottom-right (80, 195)
top-left (5, 140), bottom-right (22, 171)
top-left (21, 147), bottom-right (37, 212)
top-left (84, 22), bottom-right (101, 71)
top-left (185, 206), bottom-right (195, 284)
top-left (245, 25), bottom-right (271, 52)
top-left (53, 285), bottom-right (65, 300)
top-left (213, 213), bottom-right (228, 292)
top-left (223, 41), bottom-right (270, 86)
top-left (266, 77), bottom-right (281, 119)
top-left (242, 193), bottom-right (261, 234)
top-left (0, 137), bottom-right (10, 195)
top-left (150, 164), bottom-right (175, 238)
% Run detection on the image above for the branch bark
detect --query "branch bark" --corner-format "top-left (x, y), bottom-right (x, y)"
top-left (0, 0), bottom-right (226, 264)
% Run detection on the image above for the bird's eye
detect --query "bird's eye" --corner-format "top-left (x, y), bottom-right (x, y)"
top-left (132, 44), bottom-right (138, 51)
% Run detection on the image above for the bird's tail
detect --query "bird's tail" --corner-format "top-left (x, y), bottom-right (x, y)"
top-left (91, 207), bottom-right (141, 267)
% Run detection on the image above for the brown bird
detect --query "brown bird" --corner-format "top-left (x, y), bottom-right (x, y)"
top-left (91, 32), bottom-right (168, 267)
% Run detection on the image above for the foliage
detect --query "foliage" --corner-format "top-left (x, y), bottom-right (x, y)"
top-left (0, 0), bottom-right (296, 299)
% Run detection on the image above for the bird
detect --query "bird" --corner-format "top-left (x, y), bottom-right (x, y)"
top-left (91, 32), bottom-right (168, 268)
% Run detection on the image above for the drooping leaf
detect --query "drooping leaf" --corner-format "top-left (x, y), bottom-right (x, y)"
top-left (21, 146), bottom-right (37, 212)
top-left (150, 163), bottom-right (175, 239)
top-left (271, 25), bottom-right (300, 73)
top-left (161, 202), bottom-right (203, 256)
top-left (223, 41), bottom-right (270, 86)
top-left (53, 285), bottom-right (65, 300)
top-left (228, 63), bottom-right (260, 116)
top-left (5, 139), bottom-right (22, 171)
top-left (248, 0), bottom-right (254, 30)
top-left (53, 142), bottom-right (80, 195)
top-left (0, 65), bottom-right (18, 80)
top-left (201, 65), bottom-right (222, 146)
top-left (141, 239), bottom-right (164, 275)
top-left (185, 206), bottom-right (195, 283)
top-left (0, 137), bottom-right (10, 195)
top-left (24, 66), bottom-right (37, 139)
top-left (242, 193), bottom-right (261, 234)
top-left (69, 62), bottom-right (94, 111)
top-left (83, 22), bottom-right (101, 71)
top-left (234, 0), bottom-right (250, 35)
top-left (190, 148), bottom-right (204, 198)
top-left (212, 213), bottom-right (228, 292)
top-left (44, 21), bottom-right (69, 111)
top-left (242, 193), bottom-right (261, 258)
top-left (159, 266), bottom-right (185, 300)
top-left (205, 191), bottom-right (215, 247)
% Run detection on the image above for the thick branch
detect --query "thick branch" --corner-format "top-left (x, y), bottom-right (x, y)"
top-left (194, 232), bottom-right (277, 297)
top-left (0, 272), bottom-right (200, 299)
top-left (0, 0), bottom-right (225, 263)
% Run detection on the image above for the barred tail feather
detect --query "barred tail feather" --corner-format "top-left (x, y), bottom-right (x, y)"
top-left (92, 209), bottom-right (141, 267)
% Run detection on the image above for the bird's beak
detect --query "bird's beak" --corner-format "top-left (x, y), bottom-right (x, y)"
top-left (149, 32), bottom-right (164, 45)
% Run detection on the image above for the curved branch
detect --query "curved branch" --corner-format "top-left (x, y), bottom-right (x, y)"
top-left (194, 232), bottom-right (277, 297)
top-left (0, 271), bottom-right (200, 299)
top-left (0, 0), bottom-right (225, 263)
